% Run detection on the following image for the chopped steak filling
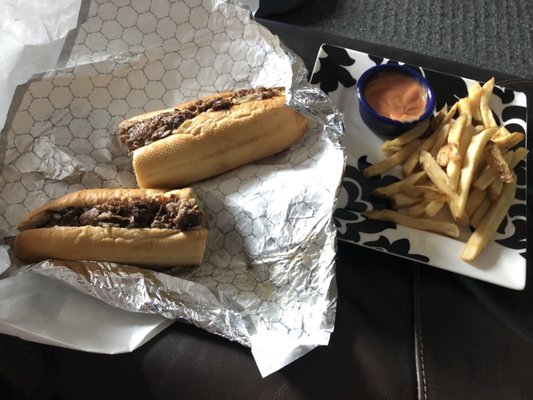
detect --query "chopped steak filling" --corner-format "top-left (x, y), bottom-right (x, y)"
top-left (43, 196), bottom-right (206, 232)
top-left (119, 87), bottom-right (283, 152)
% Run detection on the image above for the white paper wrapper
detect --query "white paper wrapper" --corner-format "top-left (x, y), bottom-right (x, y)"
top-left (0, 0), bottom-right (82, 128)
top-left (0, 0), bottom-right (345, 377)
top-left (0, 270), bottom-right (173, 353)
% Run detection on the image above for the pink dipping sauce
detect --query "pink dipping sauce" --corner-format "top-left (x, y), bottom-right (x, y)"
top-left (363, 71), bottom-right (428, 122)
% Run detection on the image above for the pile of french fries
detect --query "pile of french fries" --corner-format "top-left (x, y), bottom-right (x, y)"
top-left (363, 78), bottom-right (527, 262)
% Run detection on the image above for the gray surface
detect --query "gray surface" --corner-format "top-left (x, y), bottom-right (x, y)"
top-left (267, 0), bottom-right (533, 80)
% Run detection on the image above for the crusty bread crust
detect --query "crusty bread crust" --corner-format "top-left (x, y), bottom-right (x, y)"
top-left (17, 188), bottom-right (195, 231)
top-left (14, 187), bottom-right (208, 267)
top-left (129, 92), bottom-right (309, 188)
top-left (14, 226), bottom-right (208, 267)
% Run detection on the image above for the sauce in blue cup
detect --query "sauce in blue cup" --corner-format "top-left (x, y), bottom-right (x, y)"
top-left (357, 64), bottom-right (435, 138)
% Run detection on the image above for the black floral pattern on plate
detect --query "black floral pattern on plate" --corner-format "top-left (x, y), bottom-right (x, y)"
top-left (422, 69), bottom-right (469, 111)
top-left (494, 86), bottom-right (518, 104)
top-left (501, 105), bottom-right (527, 133)
top-left (310, 45), bottom-right (357, 94)
top-left (496, 160), bottom-right (527, 258)
top-left (365, 236), bottom-right (430, 264)
top-left (334, 157), bottom-right (431, 262)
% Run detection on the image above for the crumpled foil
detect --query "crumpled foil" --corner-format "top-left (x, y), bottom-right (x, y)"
top-left (33, 260), bottom-right (255, 346)
top-left (0, 0), bottom-right (345, 376)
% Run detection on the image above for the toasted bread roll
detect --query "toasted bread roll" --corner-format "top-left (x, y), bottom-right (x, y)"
top-left (118, 87), bottom-right (308, 188)
top-left (14, 188), bottom-right (208, 267)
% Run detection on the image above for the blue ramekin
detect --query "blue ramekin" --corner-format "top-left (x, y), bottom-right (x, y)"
top-left (356, 64), bottom-right (436, 138)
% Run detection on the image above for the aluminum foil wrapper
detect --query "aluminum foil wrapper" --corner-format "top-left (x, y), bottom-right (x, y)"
top-left (0, 0), bottom-right (345, 376)
top-left (33, 260), bottom-right (255, 346)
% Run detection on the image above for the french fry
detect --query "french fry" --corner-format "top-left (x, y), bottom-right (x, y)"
top-left (371, 171), bottom-right (426, 198)
top-left (450, 127), bottom-right (498, 223)
top-left (447, 124), bottom-right (475, 189)
top-left (390, 193), bottom-right (422, 209)
top-left (400, 184), bottom-right (447, 201)
top-left (474, 125), bottom-right (485, 134)
top-left (447, 113), bottom-right (469, 160)
top-left (480, 149), bottom-right (514, 200)
top-left (473, 168), bottom-right (494, 190)
top-left (381, 145), bottom-right (402, 156)
top-left (465, 187), bottom-right (487, 217)
top-left (510, 147), bottom-right (529, 168)
top-left (436, 145), bottom-right (450, 167)
top-left (430, 110), bottom-right (446, 131)
top-left (485, 142), bottom-right (515, 183)
top-left (402, 135), bottom-right (436, 176)
top-left (468, 81), bottom-right (483, 121)
top-left (457, 97), bottom-right (472, 125)
top-left (491, 126), bottom-right (510, 140)
top-left (424, 199), bottom-right (446, 218)
top-left (419, 151), bottom-right (456, 199)
top-left (487, 142), bottom-right (527, 200)
top-left (429, 122), bottom-right (451, 157)
top-left (401, 203), bottom-right (428, 217)
top-left (473, 165), bottom-right (495, 190)
top-left (461, 180), bottom-right (516, 261)
top-left (492, 131), bottom-right (526, 152)
top-left (480, 78), bottom-right (498, 128)
top-left (363, 139), bottom-right (422, 178)
top-left (365, 209), bottom-right (460, 238)
top-left (443, 102), bottom-right (459, 125)
top-left (488, 178), bottom-right (503, 201)
top-left (474, 150), bottom-right (513, 190)
top-left (381, 119), bottom-right (430, 151)
top-left (469, 197), bottom-right (492, 229)
top-left (403, 103), bottom-right (458, 176)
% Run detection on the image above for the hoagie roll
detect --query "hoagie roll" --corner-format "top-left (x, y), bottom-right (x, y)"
top-left (14, 188), bottom-right (208, 267)
top-left (119, 87), bottom-right (309, 188)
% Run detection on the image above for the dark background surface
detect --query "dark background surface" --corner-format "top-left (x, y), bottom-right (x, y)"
top-left (1, 4), bottom-right (533, 400)
top-left (262, 0), bottom-right (533, 80)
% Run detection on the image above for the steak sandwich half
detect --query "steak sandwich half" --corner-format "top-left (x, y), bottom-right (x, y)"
top-left (14, 188), bottom-right (208, 267)
top-left (119, 87), bottom-right (309, 188)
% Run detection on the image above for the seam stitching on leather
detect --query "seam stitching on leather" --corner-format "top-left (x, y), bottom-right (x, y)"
top-left (417, 277), bottom-right (427, 400)
top-left (414, 267), bottom-right (428, 400)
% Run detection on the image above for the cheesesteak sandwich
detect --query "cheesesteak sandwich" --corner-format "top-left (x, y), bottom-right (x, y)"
top-left (14, 188), bottom-right (208, 267)
top-left (118, 87), bottom-right (309, 188)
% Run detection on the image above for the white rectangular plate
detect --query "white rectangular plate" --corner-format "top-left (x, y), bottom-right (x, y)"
top-left (310, 44), bottom-right (528, 290)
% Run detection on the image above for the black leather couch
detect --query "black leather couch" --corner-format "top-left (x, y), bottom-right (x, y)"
top-left (1, 21), bottom-right (532, 400)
